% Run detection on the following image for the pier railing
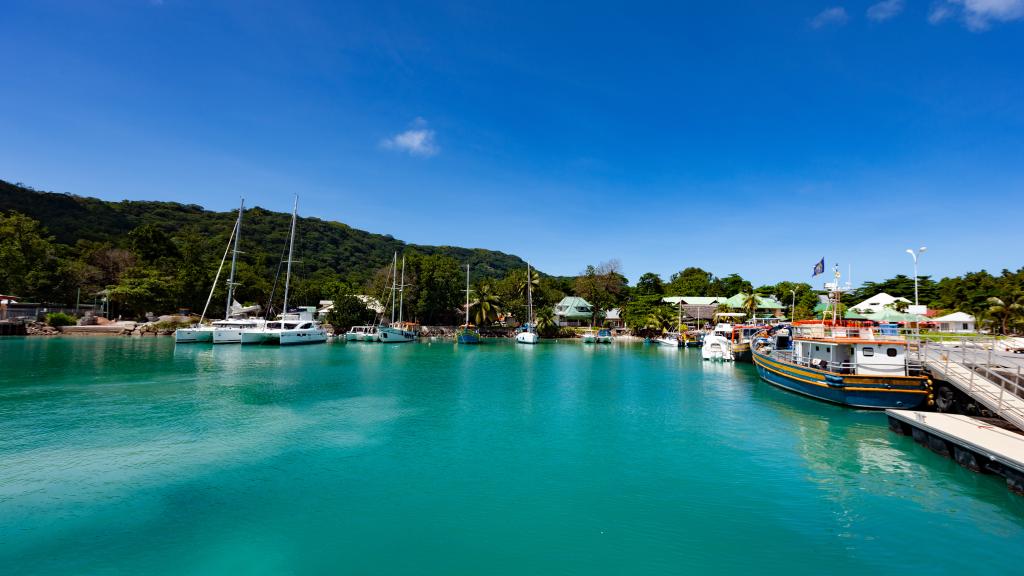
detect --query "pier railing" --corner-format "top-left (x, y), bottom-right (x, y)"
top-left (772, 349), bottom-right (925, 376)
top-left (911, 337), bottom-right (1024, 430)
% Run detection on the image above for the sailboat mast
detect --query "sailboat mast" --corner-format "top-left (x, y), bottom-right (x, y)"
top-left (398, 255), bottom-right (406, 324)
top-left (225, 198), bottom-right (244, 320)
top-left (526, 262), bottom-right (534, 330)
top-left (282, 196), bottom-right (298, 314)
top-left (465, 264), bottom-right (470, 326)
top-left (390, 252), bottom-right (397, 324)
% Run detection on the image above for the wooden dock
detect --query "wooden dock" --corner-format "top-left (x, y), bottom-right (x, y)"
top-left (887, 409), bottom-right (1024, 494)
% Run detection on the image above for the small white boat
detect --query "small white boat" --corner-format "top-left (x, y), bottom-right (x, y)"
top-left (702, 333), bottom-right (733, 361)
top-left (653, 332), bottom-right (682, 347)
top-left (582, 330), bottom-right (597, 343)
top-left (515, 261), bottom-right (540, 345)
top-left (345, 325), bottom-right (375, 341)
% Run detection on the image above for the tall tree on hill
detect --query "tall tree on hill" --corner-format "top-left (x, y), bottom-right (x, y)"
top-left (666, 267), bottom-right (715, 296)
top-left (0, 211), bottom-right (61, 301)
top-left (634, 272), bottom-right (664, 296)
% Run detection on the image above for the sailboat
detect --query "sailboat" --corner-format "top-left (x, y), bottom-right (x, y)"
top-left (239, 197), bottom-right (327, 345)
top-left (515, 262), bottom-right (540, 344)
top-left (212, 200), bottom-right (267, 343)
top-left (653, 299), bottom-right (683, 347)
top-left (456, 264), bottom-right (481, 344)
top-left (378, 253), bottom-right (417, 343)
top-left (176, 199), bottom-right (260, 343)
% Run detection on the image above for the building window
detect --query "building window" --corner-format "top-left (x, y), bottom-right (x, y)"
top-left (963, 323), bottom-right (969, 330)
top-left (862, 347), bottom-right (874, 357)
top-left (815, 346), bottom-right (820, 351)
top-left (886, 348), bottom-right (898, 357)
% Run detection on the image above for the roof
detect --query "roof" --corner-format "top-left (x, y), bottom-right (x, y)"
top-left (662, 296), bottom-right (725, 306)
top-left (851, 292), bottom-right (912, 312)
top-left (554, 296), bottom-right (594, 319)
top-left (933, 311), bottom-right (975, 322)
top-left (862, 309), bottom-right (930, 323)
top-left (721, 293), bottom-right (786, 309)
top-left (604, 308), bottom-right (622, 321)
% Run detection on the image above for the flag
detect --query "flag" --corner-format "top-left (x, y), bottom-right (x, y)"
top-left (812, 258), bottom-right (825, 277)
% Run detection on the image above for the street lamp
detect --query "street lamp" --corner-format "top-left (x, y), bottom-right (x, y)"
top-left (905, 246), bottom-right (927, 306)
top-left (789, 289), bottom-right (797, 321)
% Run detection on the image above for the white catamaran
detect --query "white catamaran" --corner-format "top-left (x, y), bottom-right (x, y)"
top-left (176, 199), bottom-right (262, 343)
top-left (515, 261), bottom-right (539, 345)
top-left (377, 253), bottom-right (417, 343)
top-left (239, 197), bottom-right (326, 346)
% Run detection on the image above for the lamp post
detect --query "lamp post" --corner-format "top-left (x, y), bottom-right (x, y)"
top-left (789, 290), bottom-right (797, 321)
top-left (905, 246), bottom-right (927, 306)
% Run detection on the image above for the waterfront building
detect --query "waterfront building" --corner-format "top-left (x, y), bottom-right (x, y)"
top-left (931, 311), bottom-right (976, 333)
top-left (850, 292), bottom-right (912, 313)
top-left (553, 296), bottom-right (594, 326)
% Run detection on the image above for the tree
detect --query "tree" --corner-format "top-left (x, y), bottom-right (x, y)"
top-left (0, 211), bottom-right (62, 301)
top-left (574, 260), bottom-right (626, 325)
top-left (535, 307), bottom-right (558, 337)
top-left (471, 283), bottom-right (503, 326)
top-left (634, 272), bottom-right (664, 296)
top-left (128, 223), bottom-right (180, 263)
top-left (716, 273), bottom-right (753, 297)
top-left (666, 267), bottom-right (715, 296)
top-left (987, 292), bottom-right (1024, 335)
top-left (326, 293), bottom-right (374, 333)
top-left (742, 293), bottom-right (760, 320)
top-left (107, 267), bottom-right (175, 318)
top-left (412, 254), bottom-right (462, 325)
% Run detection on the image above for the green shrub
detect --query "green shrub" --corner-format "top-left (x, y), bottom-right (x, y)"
top-left (45, 312), bottom-right (77, 327)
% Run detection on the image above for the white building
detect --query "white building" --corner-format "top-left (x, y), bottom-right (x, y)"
top-left (932, 312), bottom-right (976, 333)
top-left (850, 292), bottom-right (912, 313)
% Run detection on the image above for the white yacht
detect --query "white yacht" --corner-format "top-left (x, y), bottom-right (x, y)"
top-left (515, 261), bottom-right (540, 345)
top-left (344, 325), bottom-right (375, 341)
top-left (378, 253), bottom-right (417, 343)
top-left (238, 197), bottom-right (327, 346)
top-left (701, 333), bottom-right (733, 361)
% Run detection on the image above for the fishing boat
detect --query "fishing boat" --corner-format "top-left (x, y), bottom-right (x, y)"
top-left (239, 197), bottom-right (327, 346)
top-left (515, 261), bottom-right (539, 345)
top-left (728, 325), bottom-right (766, 363)
top-left (176, 199), bottom-right (247, 344)
top-left (378, 253), bottom-right (417, 343)
top-left (456, 265), bottom-right (481, 344)
top-left (750, 268), bottom-right (931, 409)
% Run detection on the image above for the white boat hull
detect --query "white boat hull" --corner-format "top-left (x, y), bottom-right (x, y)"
top-left (516, 332), bottom-right (539, 344)
top-left (241, 330), bottom-right (277, 345)
top-left (701, 334), bottom-right (733, 361)
top-left (175, 328), bottom-right (213, 343)
top-left (213, 329), bottom-right (246, 344)
top-left (280, 329), bottom-right (327, 345)
top-left (379, 327), bottom-right (416, 343)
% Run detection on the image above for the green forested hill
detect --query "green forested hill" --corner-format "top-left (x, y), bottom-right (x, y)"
top-left (0, 179), bottom-right (527, 280)
top-left (0, 179), bottom-right (532, 319)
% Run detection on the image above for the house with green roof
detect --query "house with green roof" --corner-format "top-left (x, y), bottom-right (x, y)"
top-left (721, 293), bottom-right (786, 317)
top-left (553, 296), bottom-right (595, 326)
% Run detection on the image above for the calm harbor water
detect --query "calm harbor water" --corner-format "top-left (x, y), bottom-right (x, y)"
top-left (1, 337), bottom-right (1022, 575)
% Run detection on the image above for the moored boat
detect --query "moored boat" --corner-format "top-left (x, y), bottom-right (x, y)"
top-left (582, 329), bottom-right (597, 343)
top-left (751, 321), bottom-right (931, 409)
top-left (653, 332), bottom-right (682, 347)
top-left (377, 253), bottom-right (417, 343)
top-left (515, 261), bottom-right (540, 345)
top-left (345, 325), bottom-right (374, 341)
top-left (701, 333), bottom-right (732, 361)
top-left (596, 328), bottom-right (612, 343)
top-left (455, 265), bottom-right (481, 344)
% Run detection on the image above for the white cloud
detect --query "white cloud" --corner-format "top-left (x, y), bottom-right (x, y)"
top-left (810, 6), bottom-right (849, 29)
top-left (381, 118), bottom-right (439, 157)
top-left (867, 0), bottom-right (905, 21)
top-left (929, 0), bottom-right (1024, 30)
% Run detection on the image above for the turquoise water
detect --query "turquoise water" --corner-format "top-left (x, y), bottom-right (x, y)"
top-left (1, 337), bottom-right (1022, 575)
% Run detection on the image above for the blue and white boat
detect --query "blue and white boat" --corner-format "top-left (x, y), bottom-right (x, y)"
top-left (456, 265), bottom-right (481, 344)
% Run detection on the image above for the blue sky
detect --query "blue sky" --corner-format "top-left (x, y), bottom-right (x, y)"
top-left (2, 1), bottom-right (1022, 286)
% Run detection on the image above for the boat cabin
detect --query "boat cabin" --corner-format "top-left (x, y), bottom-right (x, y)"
top-left (792, 339), bottom-right (910, 376)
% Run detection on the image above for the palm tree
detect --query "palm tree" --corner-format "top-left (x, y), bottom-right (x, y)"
top-left (535, 307), bottom-right (557, 337)
top-left (742, 293), bottom-right (759, 321)
top-left (471, 283), bottom-right (503, 326)
top-left (519, 268), bottom-right (541, 299)
top-left (987, 291), bottom-right (1024, 335)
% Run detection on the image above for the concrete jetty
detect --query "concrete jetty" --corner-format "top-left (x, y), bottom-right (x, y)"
top-left (887, 409), bottom-right (1024, 494)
